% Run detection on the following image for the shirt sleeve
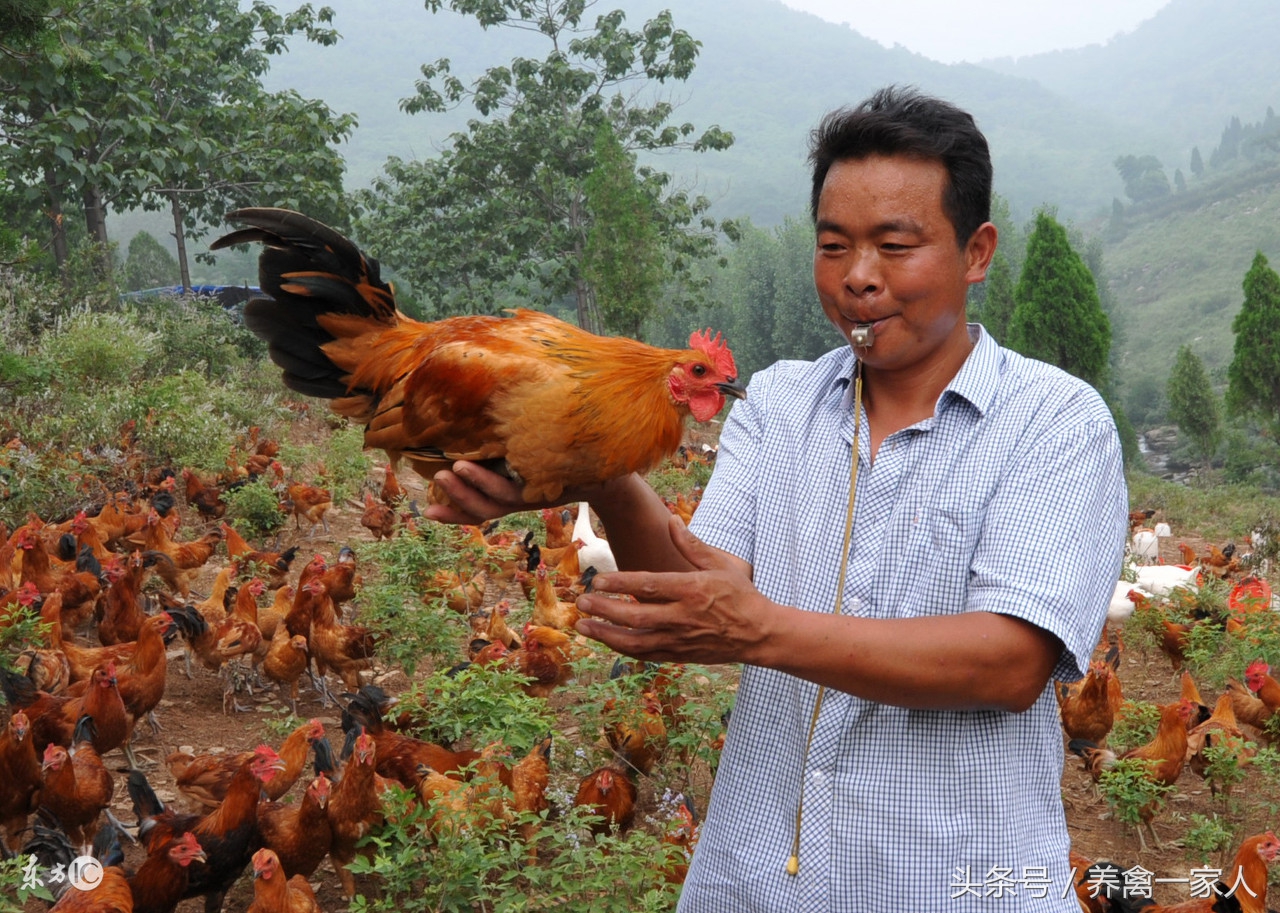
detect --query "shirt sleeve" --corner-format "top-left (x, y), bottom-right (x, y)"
top-left (965, 408), bottom-right (1129, 681)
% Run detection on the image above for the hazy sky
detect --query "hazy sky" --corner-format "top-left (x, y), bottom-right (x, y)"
top-left (780, 0), bottom-right (1172, 63)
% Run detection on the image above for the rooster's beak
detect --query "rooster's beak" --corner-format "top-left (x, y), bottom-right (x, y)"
top-left (716, 379), bottom-right (747, 400)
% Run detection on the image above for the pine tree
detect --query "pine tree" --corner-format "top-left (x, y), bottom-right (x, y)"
top-left (1166, 345), bottom-right (1221, 473)
top-left (1005, 211), bottom-right (1110, 388)
top-left (1190, 146), bottom-right (1204, 178)
top-left (1226, 251), bottom-right (1280, 430)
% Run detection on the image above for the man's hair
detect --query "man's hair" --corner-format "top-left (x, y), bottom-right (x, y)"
top-left (808, 86), bottom-right (992, 246)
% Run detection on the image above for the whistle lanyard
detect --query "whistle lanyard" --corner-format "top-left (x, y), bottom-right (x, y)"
top-left (786, 357), bottom-right (864, 877)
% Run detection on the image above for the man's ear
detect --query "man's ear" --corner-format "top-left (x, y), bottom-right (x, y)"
top-left (963, 222), bottom-right (998, 284)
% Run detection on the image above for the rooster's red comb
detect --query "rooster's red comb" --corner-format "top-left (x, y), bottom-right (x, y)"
top-left (689, 329), bottom-right (738, 379)
top-left (1247, 659), bottom-right (1270, 677)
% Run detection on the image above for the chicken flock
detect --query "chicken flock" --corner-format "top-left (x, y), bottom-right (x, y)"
top-left (1062, 512), bottom-right (1280, 912)
top-left (0, 426), bottom-right (718, 912)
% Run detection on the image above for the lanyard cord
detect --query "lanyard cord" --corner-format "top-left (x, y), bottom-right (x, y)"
top-left (786, 357), bottom-right (864, 877)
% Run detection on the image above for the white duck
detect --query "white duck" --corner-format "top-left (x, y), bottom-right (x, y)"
top-left (573, 502), bottom-right (618, 574)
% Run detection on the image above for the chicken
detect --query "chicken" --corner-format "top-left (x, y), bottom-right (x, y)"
top-left (39, 715), bottom-right (114, 849)
top-left (1113, 831), bottom-right (1280, 912)
top-left (129, 745), bottom-right (286, 913)
top-left (1225, 675), bottom-right (1273, 742)
top-left (604, 691), bottom-right (668, 777)
top-left (342, 687), bottom-right (485, 788)
top-left (424, 567), bottom-right (486, 615)
top-left (1, 662), bottom-right (129, 756)
top-left (1186, 691), bottom-right (1255, 797)
top-left (132, 509), bottom-right (222, 596)
top-left (660, 794), bottom-right (699, 884)
top-left (127, 831), bottom-right (207, 913)
top-left (66, 510), bottom-right (113, 564)
top-left (263, 627), bottom-right (310, 714)
top-left (166, 719), bottom-right (326, 810)
top-left (1245, 658), bottom-right (1280, 714)
top-left (0, 709), bottom-right (42, 850)
top-left (63, 610), bottom-right (175, 767)
top-left (247, 848), bottom-right (321, 913)
top-left (211, 208), bottom-right (744, 507)
top-left (164, 604), bottom-right (262, 712)
top-left (220, 522), bottom-right (299, 586)
top-left (13, 524), bottom-right (102, 631)
top-left (503, 623), bottom-right (576, 698)
top-left (86, 492), bottom-right (149, 551)
top-left (257, 773), bottom-right (333, 880)
top-left (414, 742), bottom-right (511, 837)
top-left (318, 546), bottom-right (360, 606)
top-left (529, 560), bottom-right (580, 630)
top-left (510, 735), bottom-right (551, 859)
top-left (182, 467), bottom-right (230, 521)
top-left (360, 491), bottom-right (396, 540)
top-left (326, 730), bottom-right (383, 899)
top-left (379, 462), bottom-right (404, 506)
top-left (280, 482), bottom-right (332, 538)
top-left (48, 864), bottom-right (134, 913)
top-left (97, 552), bottom-right (153, 647)
top-left (1069, 698), bottom-right (1195, 848)
top-left (305, 577), bottom-right (376, 699)
top-left (1055, 658), bottom-right (1122, 745)
top-left (540, 506), bottom-right (574, 550)
top-left (573, 763), bottom-right (637, 837)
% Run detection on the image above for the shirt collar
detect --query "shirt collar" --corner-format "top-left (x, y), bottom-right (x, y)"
top-left (832, 323), bottom-right (1002, 417)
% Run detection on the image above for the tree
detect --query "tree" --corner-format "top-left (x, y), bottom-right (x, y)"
top-left (122, 230), bottom-right (178, 290)
top-left (1166, 345), bottom-right (1221, 474)
top-left (1226, 251), bottom-right (1280, 431)
top-left (1005, 210), bottom-right (1110, 388)
top-left (977, 248), bottom-right (1016, 343)
top-left (1113, 154), bottom-right (1171, 203)
top-left (1190, 146), bottom-right (1204, 178)
top-left (581, 125), bottom-right (663, 338)
top-left (0, 0), bottom-right (351, 284)
top-left (1174, 168), bottom-right (1187, 193)
top-left (354, 1), bottom-right (733, 331)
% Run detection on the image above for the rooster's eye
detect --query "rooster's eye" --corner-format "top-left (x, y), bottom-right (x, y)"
top-left (691, 364), bottom-right (707, 377)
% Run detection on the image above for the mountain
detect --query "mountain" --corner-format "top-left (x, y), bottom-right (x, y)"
top-left (983, 0), bottom-right (1280, 162)
top-left (259, 0), bottom-right (1153, 226)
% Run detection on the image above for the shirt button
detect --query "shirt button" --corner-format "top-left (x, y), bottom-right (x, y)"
top-left (809, 770), bottom-right (827, 787)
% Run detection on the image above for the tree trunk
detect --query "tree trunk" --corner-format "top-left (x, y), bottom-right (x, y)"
top-left (81, 184), bottom-right (112, 279)
top-left (575, 278), bottom-right (602, 335)
top-left (169, 192), bottom-right (191, 289)
top-left (42, 168), bottom-right (69, 286)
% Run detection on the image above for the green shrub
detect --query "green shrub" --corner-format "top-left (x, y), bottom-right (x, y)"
top-left (222, 480), bottom-right (286, 537)
top-left (1182, 812), bottom-right (1235, 862)
top-left (42, 309), bottom-right (157, 384)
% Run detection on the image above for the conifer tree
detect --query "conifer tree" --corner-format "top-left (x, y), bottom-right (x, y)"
top-left (1005, 211), bottom-right (1110, 388)
top-left (1166, 345), bottom-right (1220, 473)
top-left (1226, 251), bottom-right (1280, 430)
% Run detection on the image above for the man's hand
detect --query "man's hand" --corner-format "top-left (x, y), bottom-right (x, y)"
top-left (574, 514), bottom-right (773, 666)
top-left (423, 462), bottom-right (529, 526)
top-left (424, 461), bottom-right (626, 526)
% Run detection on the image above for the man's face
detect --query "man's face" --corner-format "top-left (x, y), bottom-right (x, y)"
top-left (813, 155), bottom-right (994, 375)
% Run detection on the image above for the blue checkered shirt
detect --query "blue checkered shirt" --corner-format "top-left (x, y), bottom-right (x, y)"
top-left (682, 326), bottom-right (1128, 912)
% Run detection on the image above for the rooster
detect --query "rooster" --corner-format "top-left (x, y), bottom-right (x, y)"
top-left (211, 208), bottom-right (744, 506)
top-left (1069, 698), bottom-right (1195, 849)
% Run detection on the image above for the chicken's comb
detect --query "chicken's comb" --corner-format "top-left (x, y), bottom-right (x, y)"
top-left (689, 329), bottom-right (738, 378)
top-left (1247, 659), bottom-right (1271, 677)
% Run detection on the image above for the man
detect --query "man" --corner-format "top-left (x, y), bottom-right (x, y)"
top-left (429, 86), bottom-right (1128, 911)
